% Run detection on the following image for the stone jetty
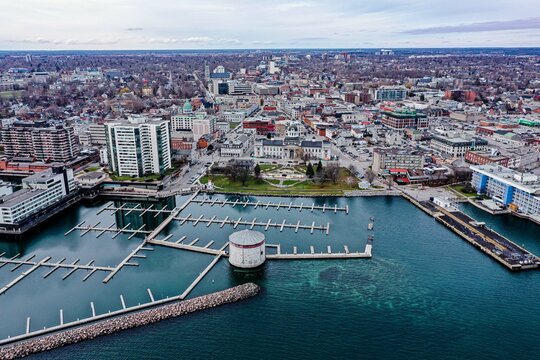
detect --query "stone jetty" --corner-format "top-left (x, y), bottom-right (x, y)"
top-left (0, 283), bottom-right (260, 359)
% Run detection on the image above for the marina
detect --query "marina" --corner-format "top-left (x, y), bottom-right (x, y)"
top-left (0, 193), bottom-right (539, 359)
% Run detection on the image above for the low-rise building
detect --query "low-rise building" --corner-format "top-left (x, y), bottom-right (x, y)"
top-left (220, 133), bottom-right (254, 158)
top-left (371, 86), bottom-right (407, 101)
top-left (0, 167), bottom-right (75, 224)
top-left (430, 135), bottom-right (488, 157)
top-left (380, 109), bottom-right (429, 130)
top-left (372, 148), bottom-right (425, 174)
top-left (471, 164), bottom-right (540, 216)
top-left (465, 150), bottom-right (510, 167)
top-left (254, 137), bottom-right (331, 160)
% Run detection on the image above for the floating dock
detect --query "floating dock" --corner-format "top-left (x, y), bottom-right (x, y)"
top-left (191, 198), bottom-right (349, 214)
top-left (172, 215), bottom-right (330, 234)
top-left (0, 255), bottom-right (115, 295)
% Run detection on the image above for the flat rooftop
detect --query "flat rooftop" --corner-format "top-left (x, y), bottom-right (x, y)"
top-left (0, 188), bottom-right (46, 208)
top-left (471, 164), bottom-right (540, 195)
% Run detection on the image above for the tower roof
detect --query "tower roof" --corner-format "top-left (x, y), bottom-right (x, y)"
top-left (229, 229), bottom-right (265, 246)
top-left (183, 101), bottom-right (193, 113)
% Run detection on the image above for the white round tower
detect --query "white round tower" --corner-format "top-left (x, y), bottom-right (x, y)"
top-left (228, 230), bottom-right (266, 268)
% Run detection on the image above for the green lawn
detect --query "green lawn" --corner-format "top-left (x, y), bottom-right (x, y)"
top-left (201, 175), bottom-right (357, 195)
top-left (282, 180), bottom-right (299, 186)
top-left (294, 165), bottom-right (308, 174)
top-left (84, 166), bottom-right (100, 172)
top-left (259, 164), bottom-right (281, 172)
top-left (449, 184), bottom-right (477, 198)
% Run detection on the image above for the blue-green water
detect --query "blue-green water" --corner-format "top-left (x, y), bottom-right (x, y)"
top-left (1, 195), bottom-right (539, 359)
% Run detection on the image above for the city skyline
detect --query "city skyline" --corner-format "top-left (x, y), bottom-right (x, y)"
top-left (1, 0), bottom-right (539, 50)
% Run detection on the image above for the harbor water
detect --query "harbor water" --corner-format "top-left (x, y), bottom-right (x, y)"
top-left (0, 195), bottom-right (539, 359)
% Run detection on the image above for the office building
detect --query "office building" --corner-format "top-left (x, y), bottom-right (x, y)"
top-left (220, 133), bottom-right (254, 158)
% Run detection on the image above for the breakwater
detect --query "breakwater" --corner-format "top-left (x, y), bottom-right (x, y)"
top-left (0, 283), bottom-right (260, 360)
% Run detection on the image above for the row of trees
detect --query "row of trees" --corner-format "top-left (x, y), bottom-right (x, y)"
top-left (305, 161), bottom-right (340, 184)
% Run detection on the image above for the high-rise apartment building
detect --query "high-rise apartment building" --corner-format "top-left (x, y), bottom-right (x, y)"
top-left (105, 116), bottom-right (171, 177)
top-left (0, 120), bottom-right (79, 162)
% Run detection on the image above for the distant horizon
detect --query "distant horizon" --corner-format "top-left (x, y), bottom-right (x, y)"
top-left (2, 46), bottom-right (540, 53)
top-left (2, 1), bottom-right (539, 50)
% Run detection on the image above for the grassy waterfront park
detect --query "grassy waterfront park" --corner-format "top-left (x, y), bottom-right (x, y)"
top-left (200, 163), bottom-right (360, 195)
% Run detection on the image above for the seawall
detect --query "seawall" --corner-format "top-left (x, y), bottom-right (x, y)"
top-left (0, 283), bottom-right (260, 360)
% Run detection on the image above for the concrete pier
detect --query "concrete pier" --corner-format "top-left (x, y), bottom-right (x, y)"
top-left (146, 238), bottom-right (224, 256)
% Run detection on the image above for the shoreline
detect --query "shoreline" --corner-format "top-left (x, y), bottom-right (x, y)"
top-left (0, 283), bottom-right (260, 359)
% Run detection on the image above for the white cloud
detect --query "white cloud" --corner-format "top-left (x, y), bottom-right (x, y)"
top-left (0, 0), bottom-right (539, 49)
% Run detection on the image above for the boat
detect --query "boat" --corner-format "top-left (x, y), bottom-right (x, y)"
top-left (370, 216), bottom-right (375, 222)
top-left (368, 222), bottom-right (374, 230)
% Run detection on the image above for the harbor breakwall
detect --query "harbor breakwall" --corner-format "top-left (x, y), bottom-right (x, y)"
top-left (0, 283), bottom-right (260, 359)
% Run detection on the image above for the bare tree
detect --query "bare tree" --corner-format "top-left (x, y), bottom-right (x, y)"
top-left (324, 162), bottom-right (340, 184)
top-left (365, 169), bottom-right (376, 184)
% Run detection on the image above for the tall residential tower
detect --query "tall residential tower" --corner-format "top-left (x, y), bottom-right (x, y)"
top-left (105, 116), bottom-right (171, 177)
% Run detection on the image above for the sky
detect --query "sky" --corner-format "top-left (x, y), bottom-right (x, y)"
top-left (1, 0), bottom-right (539, 50)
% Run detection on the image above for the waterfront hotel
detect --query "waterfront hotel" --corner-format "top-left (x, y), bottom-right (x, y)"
top-left (471, 164), bottom-right (540, 217)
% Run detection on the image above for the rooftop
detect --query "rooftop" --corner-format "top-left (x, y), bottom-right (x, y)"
top-left (229, 230), bottom-right (265, 246)
top-left (0, 188), bottom-right (46, 208)
top-left (471, 164), bottom-right (540, 195)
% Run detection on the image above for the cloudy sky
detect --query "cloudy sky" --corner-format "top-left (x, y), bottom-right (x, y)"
top-left (1, 0), bottom-right (539, 50)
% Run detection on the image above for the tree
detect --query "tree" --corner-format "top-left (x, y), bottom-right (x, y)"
top-left (254, 163), bottom-right (261, 180)
top-left (306, 163), bottom-right (315, 178)
top-left (314, 160), bottom-right (325, 184)
top-left (324, 162), bottom-right (340, 184)
top-left (365, 169), bottom-right (376, 184)
top-left (225, 164), bottom-right (238, 182)
top-left (316, 160), bottom-right (323, 175)
top-left (238, 167), bottom-right (250, 186)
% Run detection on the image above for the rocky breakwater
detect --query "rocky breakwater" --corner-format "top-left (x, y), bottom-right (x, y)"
top-left (0, 283), bottom-right (260, 359)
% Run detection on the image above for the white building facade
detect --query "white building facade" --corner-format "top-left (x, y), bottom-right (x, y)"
top-left (105, 117), bottom-right (171, 177)
top-left (0, 168), bottom-right (75, 224)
